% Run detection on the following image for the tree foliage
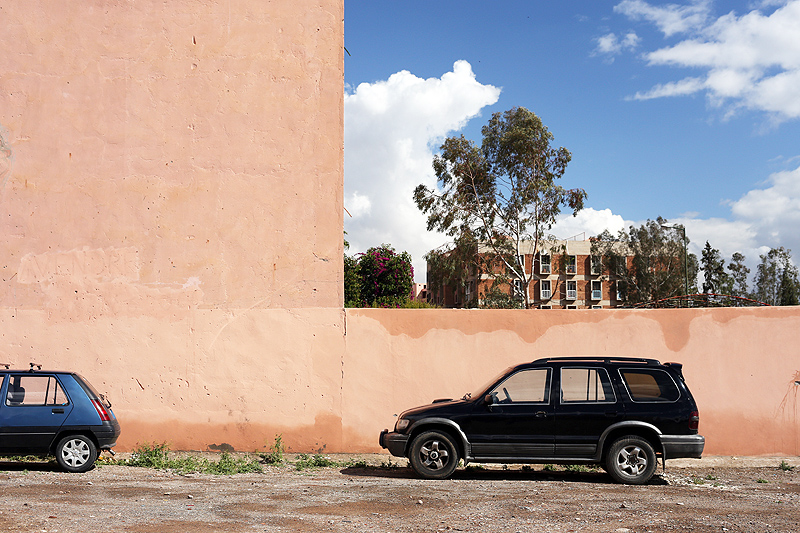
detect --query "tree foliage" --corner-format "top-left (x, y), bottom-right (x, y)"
top-left (700, 241), bottom-right (730, 294)
top-left (345, 244), bottom-right (414, 308)
top-left (754, 247), bottom-right (800, 306)
top-left (343, 254), bottom-right (361, 307)
top-left (592, 218), bottom-right (698, 305)
top-left (414, 107), bottom-right (586, 308)
top-left (727, 252), bottom-right (750, 299)
top-left (424, 232), bottom-right (482, 307)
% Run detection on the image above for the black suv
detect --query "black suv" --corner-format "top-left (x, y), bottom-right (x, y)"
top-left (380, 357), bottom-right (704, 484)
top-left (0, 366), bottom-right (121, 472)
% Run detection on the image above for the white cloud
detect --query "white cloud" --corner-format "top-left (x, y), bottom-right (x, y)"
top-left (594, 32), bottom-right (641, 58)
top-left (344, 61), bottom-right (501, 281)
top-left (614, 0), bottom-right (712, 36)
top-left (614, 0), bottom-right (800, 121)
top-left (630, 76), bottom-right (706, 99)
top-left (551, 208), bottom-right (628, 240)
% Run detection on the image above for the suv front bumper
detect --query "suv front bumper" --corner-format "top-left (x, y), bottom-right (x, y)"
top-left (379, 430), bottom-right (408, 457)
top-left (662, 434), bottom-right (705, 459)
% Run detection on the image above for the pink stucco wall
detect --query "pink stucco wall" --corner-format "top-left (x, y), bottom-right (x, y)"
top-left (0, 306), bottom-right (797, 456)
top-left (344, 307), bottom-right (800, 457)
top-left (1, 0), bottom-right (344, 312)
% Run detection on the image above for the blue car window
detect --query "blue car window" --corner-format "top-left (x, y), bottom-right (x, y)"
top-left (6, 375), bottom-right (69, 407)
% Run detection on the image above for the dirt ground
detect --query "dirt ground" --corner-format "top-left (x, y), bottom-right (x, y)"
top-left (0, 454), bottom-right (798, 533)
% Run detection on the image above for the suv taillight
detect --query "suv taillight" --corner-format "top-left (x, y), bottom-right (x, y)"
top-left (689, 410), bottom-right (699, 430)
top-left (92, 399), bottom-right (112, 422)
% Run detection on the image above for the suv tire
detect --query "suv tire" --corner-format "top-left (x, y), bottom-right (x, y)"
top-left (409, 430), bottom-right (459, 480)
top-left (605, 436), bottom-right (657, 485)
top-left (55, 435), bottom-right (98, 473)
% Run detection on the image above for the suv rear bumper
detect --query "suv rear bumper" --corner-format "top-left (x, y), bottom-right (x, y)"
top-left (379, 430), bottom-right (408, 457)
top-left (662, 434), bottom-right (705, 459)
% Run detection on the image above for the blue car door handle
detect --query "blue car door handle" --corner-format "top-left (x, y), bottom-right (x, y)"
top-left (52, 408), bottom-right (65, 414)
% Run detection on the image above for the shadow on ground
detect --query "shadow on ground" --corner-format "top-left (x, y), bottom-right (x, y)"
top-left (340, 465), bottom-right (668, 485)
top-left (0, 459), bottom-right (61, 472)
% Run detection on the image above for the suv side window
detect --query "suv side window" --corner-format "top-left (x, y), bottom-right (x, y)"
top-left (490, 368), bottom-right (551, 403)
top-left (620, 368), bottom-right (680, 402)
top-left (5, 375), bottom-right (69, 407)
top-left (560, 367), bottom-right (616, 403)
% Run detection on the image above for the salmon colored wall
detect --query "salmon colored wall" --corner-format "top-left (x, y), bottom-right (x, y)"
top-left (344, 307), bottom-right (800, 457)
top-left (2, 306), bottom-right (797, 457)
top-left (0, 0), bottom-right (344, 311)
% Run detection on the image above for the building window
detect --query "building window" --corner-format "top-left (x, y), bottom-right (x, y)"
top-left (513, 279), bottom-right (524, 298)
top-left (616, 281), bottom-right (626, 301)
top-left (566, 280), bottom-right (577, 300)
top-left (591, 255), bottom-right (602, 275)
top-left (592, 305), bottom-right (603, 309)
top-left (566, 304), bottom-right (577, 309)
top-left (540, 280), bottom-right (551, 300)
top-left (591, 280), bottom-right (602, 300)
top-left (539, 254), bottom-right (551, 274)
top-left (565, 255), bottom-right (577, 275)
top-left (539, 305), bottom-right (552, 309)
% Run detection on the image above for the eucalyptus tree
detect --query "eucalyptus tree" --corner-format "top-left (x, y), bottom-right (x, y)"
top-left (592, 218), bottom-right (698, 305)
top-left (754, 247), bottom-right (800, 306)
top-left (727, 252), bottom-right (750, 299)
top-left (414, 107), bottom-right (586, 308)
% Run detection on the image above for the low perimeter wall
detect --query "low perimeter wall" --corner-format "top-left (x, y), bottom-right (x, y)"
top-left (2, 306), bottom-right (799, 456)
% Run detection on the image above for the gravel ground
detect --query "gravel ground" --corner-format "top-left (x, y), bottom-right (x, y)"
top-left (1, 454), bottom-right (798, 532)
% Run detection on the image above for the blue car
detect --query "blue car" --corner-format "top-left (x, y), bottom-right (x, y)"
top-left (0, 364), bottom-right (121, 472)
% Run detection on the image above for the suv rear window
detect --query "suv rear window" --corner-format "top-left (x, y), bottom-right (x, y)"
top-left (620, 368), bottom-right (680, 402)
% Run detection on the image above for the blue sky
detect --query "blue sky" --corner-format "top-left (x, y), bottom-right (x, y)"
top-left (343, 0), bottom-right (800, 283)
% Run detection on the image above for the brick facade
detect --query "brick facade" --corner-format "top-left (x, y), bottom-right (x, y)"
top-left (428, 239), bottom-right (630, 309)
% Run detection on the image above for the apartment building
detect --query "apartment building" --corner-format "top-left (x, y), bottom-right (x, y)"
top-left (428, 239), bottom-right (630, 309)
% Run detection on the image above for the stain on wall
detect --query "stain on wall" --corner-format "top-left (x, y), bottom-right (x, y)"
top-left (0, 125), bottom-right (12, 190)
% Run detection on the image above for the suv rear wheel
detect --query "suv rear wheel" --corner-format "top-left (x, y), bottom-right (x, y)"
top-left (605, 436), bottom-right (657, 485)
top-left (55, 435), bottom-right (98, 473)
top-left (409, 430), bottom-right (459, 480)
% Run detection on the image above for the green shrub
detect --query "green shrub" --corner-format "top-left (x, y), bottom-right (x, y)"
top-left (294, 454), bottom-right (336, 470)
top-left (126, 442), bottom-right (170, 469)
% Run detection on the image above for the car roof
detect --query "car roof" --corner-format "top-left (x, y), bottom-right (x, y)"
top-left (0, 364), bottom-right (75, 374)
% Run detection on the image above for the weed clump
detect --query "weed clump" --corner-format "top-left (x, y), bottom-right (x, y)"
top-left (123, 442), bottom-right (262, 475)
top-left (261, 435), bottom-right (286, 465)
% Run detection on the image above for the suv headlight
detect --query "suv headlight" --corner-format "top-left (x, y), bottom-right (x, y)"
top-left (395, 418), bottom-right (410, 431)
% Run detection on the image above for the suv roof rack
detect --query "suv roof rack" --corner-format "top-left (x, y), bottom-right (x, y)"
top-left (530, 356), bottom-right (661, 366)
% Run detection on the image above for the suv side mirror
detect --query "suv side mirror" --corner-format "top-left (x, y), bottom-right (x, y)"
top-left (483, 394), bottom-right (495, 406)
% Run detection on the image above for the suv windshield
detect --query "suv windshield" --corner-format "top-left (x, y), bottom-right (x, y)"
top-left (465, 366), bottom-right (515, 400)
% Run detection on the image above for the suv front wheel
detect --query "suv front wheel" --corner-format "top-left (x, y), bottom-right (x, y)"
top-left (409, 430), bottom-right (459, 480)
top-left (605, 436), bottom-right (657, 485)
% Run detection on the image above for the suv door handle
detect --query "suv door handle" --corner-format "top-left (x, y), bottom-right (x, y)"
top-left (52, 408), bottom-right (65, 414)
top-left (535, 411), bottom-right (548, 418)
top-left (605, 411), bottom-right (618, 417)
